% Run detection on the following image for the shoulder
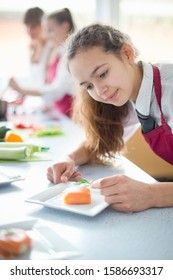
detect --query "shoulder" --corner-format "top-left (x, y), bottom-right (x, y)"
top-left (154, 63), bottom-right (173, 82)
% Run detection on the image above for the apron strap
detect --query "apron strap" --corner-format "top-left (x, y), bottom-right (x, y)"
top-left (152, 65), bottom-right (166, 125)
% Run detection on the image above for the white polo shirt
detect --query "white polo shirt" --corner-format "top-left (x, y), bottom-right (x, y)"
top-left (135, 62), bottom-right (173, 133)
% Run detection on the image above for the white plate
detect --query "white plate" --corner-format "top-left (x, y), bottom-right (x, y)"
top-left (26, 182), bottom-right (109, 217)
top-left (0, 218), bottom-right (80, 260)
top-left (0, 167), bottom-right (24, 185)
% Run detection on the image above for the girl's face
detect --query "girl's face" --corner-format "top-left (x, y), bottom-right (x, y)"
top-left (47, 19), bottom-right (68, 45)
top-left (26, 24), bottom-right (42, 40)
top-left (69, 45), bottom-right (141, 106)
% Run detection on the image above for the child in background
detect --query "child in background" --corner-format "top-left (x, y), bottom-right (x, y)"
top-left (9, 8), bottom-right (76, 118)
top-left (23, 6), bottom-right (53, 85)
top-left (47, 23), bottom-right (173, 213)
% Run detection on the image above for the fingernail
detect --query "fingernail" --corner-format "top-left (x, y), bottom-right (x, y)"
top-left (61, 176), bottom-right (67, 182)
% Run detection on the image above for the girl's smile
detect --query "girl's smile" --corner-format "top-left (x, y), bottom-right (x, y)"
top-left (69, 46), bottom-right (143, 106)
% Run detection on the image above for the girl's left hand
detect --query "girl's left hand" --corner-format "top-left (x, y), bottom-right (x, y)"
top-left (91, 175), bottom-right (154, 212)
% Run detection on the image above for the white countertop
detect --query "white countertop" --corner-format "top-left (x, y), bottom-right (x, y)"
top-left (0, 115), bottom-right (173, 260)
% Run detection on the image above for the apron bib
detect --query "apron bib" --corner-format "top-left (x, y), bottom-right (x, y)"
top-left (137, 65), bottom-right (173, 165)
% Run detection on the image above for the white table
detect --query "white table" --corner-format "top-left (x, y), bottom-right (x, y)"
top-left (0, 116), bottom-right (173, 260)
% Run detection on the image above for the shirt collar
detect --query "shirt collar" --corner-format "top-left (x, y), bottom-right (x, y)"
top-left (135, 61), bottom-right (153, 116)
top-left (57, 45), bottom-right (65, 56)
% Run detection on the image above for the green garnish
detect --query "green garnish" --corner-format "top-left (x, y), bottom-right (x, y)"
top-left (77, 179), bottom-right (90, 187)
top-left (35, 128), bottom-right (64, 137)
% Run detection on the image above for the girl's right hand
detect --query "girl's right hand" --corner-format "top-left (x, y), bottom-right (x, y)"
top-left (46, 158), bottom-right (82, 184)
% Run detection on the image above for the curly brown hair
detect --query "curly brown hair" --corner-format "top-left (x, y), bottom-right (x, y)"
top-left (66, 23), bottom-right (138, 162)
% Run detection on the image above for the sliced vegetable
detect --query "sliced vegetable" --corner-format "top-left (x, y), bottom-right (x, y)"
top-left (0, 143), bottom-right (41, 154)
top-left (64, 186), bottom-right (91, 205)
top-left (5, 131), bottom-right (24, 142)
top-left (0, 126), bottom-right (11, 139)
top-left (34, 128), bottom-right (64, 137)
top-left (0, 146), bottom-right (31, 160)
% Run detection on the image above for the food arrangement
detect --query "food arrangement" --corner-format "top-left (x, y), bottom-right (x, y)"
top-left (0, 125), bottom-right (24, 142)
top-left (64, 186), bottom-right (91, 205)
top-left (0, 228), bottom-right (32, 259)
top-left (0, 124), bottom-right (60, 161)
top-left (0, 123), bottom-right (64, 141)
top-left (64, 179), bottom-right (91, 205)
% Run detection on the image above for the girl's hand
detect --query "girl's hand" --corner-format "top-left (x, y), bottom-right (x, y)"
top-left (91, 175), bottom-right (154, 212)
top-left (47, 158), bottom-right (82, 184)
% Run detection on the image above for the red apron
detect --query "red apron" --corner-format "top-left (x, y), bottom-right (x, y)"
top-left (45, 56), bottom-right (73, 118)
top-left (54, 94), bottom-right (73, 118)
top-left (45, 57), bottom-right (60, 84)
top-left (137, 65), bottom-right (173, 165)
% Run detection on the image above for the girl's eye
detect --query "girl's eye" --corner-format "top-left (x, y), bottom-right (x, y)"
top-left (99, 70), bottom-right (108, 79)
top-left (86, 84), bottom-right (93, 91)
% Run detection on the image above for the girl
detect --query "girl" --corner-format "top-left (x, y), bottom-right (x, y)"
top-left (47, 23), bottom-right (173, 212)
top-left (9, 8), bottom-right (75, 118)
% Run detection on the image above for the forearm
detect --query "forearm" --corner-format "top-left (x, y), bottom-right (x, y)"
top-left (67, 142), bottom-right (91, 166)
top-left (9, 77), bottom-right (41, 97)
top-left (150, 182), bottom-right (173, 208)
top-left (19, 88), bottom-right (41, 97)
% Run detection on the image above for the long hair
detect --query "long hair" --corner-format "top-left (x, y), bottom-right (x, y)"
top-left (72, 88), bottom-right (129, 163)
top-left (66, 23), bottom-right (138, 162)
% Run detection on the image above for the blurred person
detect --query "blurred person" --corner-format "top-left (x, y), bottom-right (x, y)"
top-left (23, 6), bottom-right (53, 85)
top-left (9, 8), bottom-right (76, 118)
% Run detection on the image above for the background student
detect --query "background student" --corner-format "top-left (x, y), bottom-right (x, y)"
top-left (9, 8), bottom-right (76, 118)
top-left (23, 6), bottom-right (53, 85)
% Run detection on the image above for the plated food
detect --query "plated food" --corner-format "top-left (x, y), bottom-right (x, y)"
top-left (0, 228), bottom-right (32, 259)
top-left (26, 180), bottom-right (109, 217)
top-left (0, 219), bottom-right (80, 260)
top-left (64, 186), bottom-right (91, 205)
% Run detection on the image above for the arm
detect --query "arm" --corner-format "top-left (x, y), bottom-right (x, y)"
top-left (151, 182), bottom-right (173, 208)
top-left (92, 175), bottom-right (173, 212)
top-left (47, 142), bottom-right (91, 184)
top-left (9, 55), bottom-right (74, 100)
top-left (67, 142), bottom-right (91, 166)
top-left (9, 78), bottom-right (41, 97)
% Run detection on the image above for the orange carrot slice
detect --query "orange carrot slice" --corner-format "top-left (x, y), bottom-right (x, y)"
top-left (64, 186), bottom-right (91, 204)
top-left (5, 131), bottom-right (24, 142)
top-left (0, 228), bottom-right (32, 257)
